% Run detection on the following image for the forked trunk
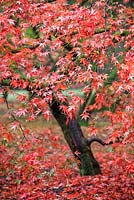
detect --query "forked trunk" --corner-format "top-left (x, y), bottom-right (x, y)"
top-left (49, 99), bottom-right (101, 176)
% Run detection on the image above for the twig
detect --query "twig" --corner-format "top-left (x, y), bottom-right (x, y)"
top-left (104, 0), bottom-right (110, 32)
top-left (3, 90), bottom-right (28, 141)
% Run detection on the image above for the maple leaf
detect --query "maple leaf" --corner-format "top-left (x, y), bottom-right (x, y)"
top-left (17, 94), bottom-right (27, 101)
top-left (0, 0), bottom-right (134, 193)
top-left (106, 130), bottom-right (121, 144)
top-left (81, 111), bottom-right (89, 120)
top-left (16, 108), bottom-right (28, 117)
top-left (10, 122), bottom-right (19, 131)
top-left (43, 110), bottom-right (51, 121)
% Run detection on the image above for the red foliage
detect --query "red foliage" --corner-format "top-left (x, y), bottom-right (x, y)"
top-left (0, 0), bottom-right (134, 199)
top-left (0, 124), bottom-right (133, 199)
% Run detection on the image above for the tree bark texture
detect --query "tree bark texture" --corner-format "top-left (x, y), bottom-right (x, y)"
top-left (49, 99), bottom-right (101, 176)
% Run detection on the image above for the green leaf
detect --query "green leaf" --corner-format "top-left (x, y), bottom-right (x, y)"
top-left (67, 0), bottom-right (77, 5)
top-left (91, 62), bottom-right (98, 72)
top-left (25, 26), bottom-right (40, 39)
top-left (104, 67), bottom-right (117, 86)
top-left (2, 79), bottom-right (10, 85)
top-left (79, 119), bottom-right (89, 127)
top-left (10, 63), bottom-right (26, 80)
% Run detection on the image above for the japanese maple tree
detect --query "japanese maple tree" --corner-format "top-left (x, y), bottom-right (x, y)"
top-left (0, 0), bottom-right (134, 177)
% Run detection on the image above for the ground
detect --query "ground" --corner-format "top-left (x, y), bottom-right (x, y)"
top-left (0, 103), bottom-right (134, 200)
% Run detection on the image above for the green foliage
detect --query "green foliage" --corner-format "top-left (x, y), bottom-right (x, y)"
top-left (76, 54), bottom-right (86, 64)
top-left (67, 0), bottom-right (77, 5)
top-left (10, 63), bottom-right (26, 80)
top-left (0, 6), bottom-right (4, 13)
top-left (6, 33), bottom-right (15, 46)
top-left (2, 79), bottom-right (10, 85)
top-left (10, 15), bottom-right (21, 27)
top-left (104, 67), bottom-right (117, 86)
top-left (63, 42), bottom-right (73, 51)
top-left (79, 0), bottom-right (91, 7)
top-left (114, 30), bottom-right (130, 37)
top-left (79, 38), bottom-right (85, 43)
top-left (79, 120), bottom-right (89, 127)
top-left (25, 26), bottom-right (40, 39)
top-left (121, 30), bottom-right (130, 36)
top-left (91, 62), bottom-right (98, 72)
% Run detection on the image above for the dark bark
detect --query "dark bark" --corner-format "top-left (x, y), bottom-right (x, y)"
top-left (49, 98), bottom-right (102, 176)
top-left (87, 136), bottom-right (105, 146)
top-left (1, 82), bottom-right (118, 176)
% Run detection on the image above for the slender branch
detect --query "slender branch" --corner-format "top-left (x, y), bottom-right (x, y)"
top-left (87, 135), bottom-right (124, 146)
top-left (87, 136), bottom-right (105, 146)
top-left (104, 0), bottom-right (108, 32)
top-left (94, 27), bottom-right (110, 34)
top-left (3, 90), bottom-right (28, 141)
top-left (3, 90), bottom-right (10, 109)
top-left (77, 92), bottom-right (91, 120)
top-left (1, 80), bottom-right (122, 147)
top-left (10, 43), bottom-right (40, 54)
top-left (77, 89), bottom-right (96, 121)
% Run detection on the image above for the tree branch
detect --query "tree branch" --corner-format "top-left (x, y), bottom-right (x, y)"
top-left (87, 135), bottom-right (124, 146)
top-left (87, 136), bottom-right (105, 146)
top-left (77, 89), bottom-right (96, 121)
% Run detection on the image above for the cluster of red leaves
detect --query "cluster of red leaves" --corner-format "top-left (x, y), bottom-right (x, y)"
top-left (0, 0), bottom-right (134, 199)
top-left (0, 119), bottom-right (133, 199)
top-left (0, 0), bottom-right (134, 121)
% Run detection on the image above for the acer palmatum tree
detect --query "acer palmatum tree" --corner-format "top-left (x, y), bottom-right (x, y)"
top-left (0, 0), bottom-right (133, 176)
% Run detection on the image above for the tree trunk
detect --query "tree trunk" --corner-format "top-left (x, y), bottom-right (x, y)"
top-left (49, 99), bottom-right (101, 176)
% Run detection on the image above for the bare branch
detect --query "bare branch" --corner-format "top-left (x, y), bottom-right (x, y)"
top-left (87, 136), bottom-right (105, 146)
top-left (87, 135), bottom-right (124, 147)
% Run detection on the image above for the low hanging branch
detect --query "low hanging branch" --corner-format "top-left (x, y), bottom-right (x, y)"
top-left (3, 90), bottom-right (28, 141)
top-left (87, 136), bottom-right (105, 146)
top-left (86, 135), bottom-right (124, 146)
top-left (1, 80), bottom-right (119, 176)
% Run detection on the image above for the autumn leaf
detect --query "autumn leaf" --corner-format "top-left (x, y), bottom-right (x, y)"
top-left (16, 108), bottom-right (28, 117)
